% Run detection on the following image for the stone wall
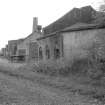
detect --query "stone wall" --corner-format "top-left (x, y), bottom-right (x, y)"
top-left (37, 33), bottom-right (63, 64)
top-left (37, 28), bottom-right (105, 68)
top-left (62, 28), bottom-right (105, 64)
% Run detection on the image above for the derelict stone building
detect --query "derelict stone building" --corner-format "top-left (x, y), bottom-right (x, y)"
top-left (3, 6), bottom-right (105, 66)
top-left (36, 6), bottom-right (105, 67)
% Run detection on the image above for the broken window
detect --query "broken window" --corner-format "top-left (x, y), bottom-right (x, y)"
top-left (54, 48), bottom-right (60, 59)
top-left (13, 45), bottom-right (17, 55)
top-left (54, 44), bottom-right (60, 59)
top-left (18, 49), bottom-right (26, 56)
top-left (46, 45), bottom-right (50, 59)
top-left (39, 47), bottom-right (43, 59)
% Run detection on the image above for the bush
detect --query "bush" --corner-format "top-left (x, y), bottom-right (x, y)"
top-left (36, 58), bottom-right (89, 77)
top-left (87, 68), bottom-right (103, 79)
top-left (19, 57), bottom-right (104, 79)
top-left (58, 66), bottom-right (70, 76)
top-left (70, 58), bottom-right (90, 75)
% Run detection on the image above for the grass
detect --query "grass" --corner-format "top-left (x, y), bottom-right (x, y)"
top-left (20, 58), bottom-right (105, 102)
top-left (1, 57), bottom-right (105, 103)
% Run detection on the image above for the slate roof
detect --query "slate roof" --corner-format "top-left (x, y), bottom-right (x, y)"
top-left (43, 6), bottom-right (96, 35)
top-left (61, 23), bottom-right (105, 32)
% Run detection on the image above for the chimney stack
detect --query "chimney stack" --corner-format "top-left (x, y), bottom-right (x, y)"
top-left (32, 17), bottom-right (38, 32)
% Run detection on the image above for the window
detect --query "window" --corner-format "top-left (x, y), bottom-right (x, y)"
top-left (39, 47), bottom-right (43, 59)
top-left (46, 45), bottom-right (50, 59)
top-left (54, 44), bottom-right (60, 59)
top-left (13, 45), bottom-right (17, 55)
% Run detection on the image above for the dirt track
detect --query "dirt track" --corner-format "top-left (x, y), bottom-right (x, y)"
top-left (0, 58), bottom-right (102, 105)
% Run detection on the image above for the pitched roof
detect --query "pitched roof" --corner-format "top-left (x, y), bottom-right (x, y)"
top-left (43, 6), bottom-right (96, 35)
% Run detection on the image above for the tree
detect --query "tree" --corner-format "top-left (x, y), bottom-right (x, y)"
top-left (92, 1), bottom-right (105, 23)
top-left (99, 2), bottom-right (105, 12)
top-left (100, 5), bottom-right (105, 11)
top-left (92, 11), bottom-right (105, 23)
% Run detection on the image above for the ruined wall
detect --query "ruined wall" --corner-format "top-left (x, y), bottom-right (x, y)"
top-left (8, 40), bottom-right (17, 57)
top-left (37, 33), bottom-right (63, 65)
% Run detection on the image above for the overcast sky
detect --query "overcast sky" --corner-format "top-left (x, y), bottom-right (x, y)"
top-left (0, 0), bottom-right (103, 49)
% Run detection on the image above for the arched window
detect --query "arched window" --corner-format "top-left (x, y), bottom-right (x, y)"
top-left (46, 45), bottom-right (50, 59)
top-left (39, 47), bottom-right (43, 59)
